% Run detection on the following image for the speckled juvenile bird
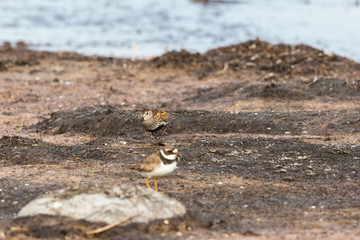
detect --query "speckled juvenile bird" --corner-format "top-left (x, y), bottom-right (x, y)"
top-left (128, 146), bottom-right (178, 193)
top-left (141, 109), bottom-right (170, 132)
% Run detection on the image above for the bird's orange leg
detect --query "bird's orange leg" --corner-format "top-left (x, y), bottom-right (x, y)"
top-left (145, 178), bottom-right (151, 190)
top-left (154, 178), bottom-right (164, 194)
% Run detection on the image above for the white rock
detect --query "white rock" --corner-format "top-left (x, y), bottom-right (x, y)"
top-left (18, 185), bottom-right (186, 224)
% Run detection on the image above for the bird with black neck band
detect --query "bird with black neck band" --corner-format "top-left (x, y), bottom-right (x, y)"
top-left (128, 146), bottom-right (179, 193)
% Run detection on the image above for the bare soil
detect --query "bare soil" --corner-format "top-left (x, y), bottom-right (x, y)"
top-left (0, 39), bottom-right (360, 239)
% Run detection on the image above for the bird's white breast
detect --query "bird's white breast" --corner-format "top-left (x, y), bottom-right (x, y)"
top-left (142, 161), bottom-right (177, 178)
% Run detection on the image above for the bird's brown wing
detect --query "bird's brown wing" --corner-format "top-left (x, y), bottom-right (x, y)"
top-left (158, 110), bottom-right (170, 121)
top-left (139, 153), bottom-right (161, 172)
top-left (129, 153), bottom-right (161, 172)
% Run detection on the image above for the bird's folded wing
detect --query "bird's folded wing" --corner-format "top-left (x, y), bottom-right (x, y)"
top-left (158, 110), bottom-right (170, 121)
top-left (138, 154), bottom-right (161, 172)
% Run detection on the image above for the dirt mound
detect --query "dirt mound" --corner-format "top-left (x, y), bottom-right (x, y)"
top-left (147, 39), bottom-right (360, 78)
top-left (0, 42), bottom-right (132, 71)
top-left (150, 50), bottom-right (212, 78)
top-left (31, 106), bottom-right (360, 137)
top-left (246, 77), bottom-right (360, 100)
top-left (32, 106), bottom-right (142, 137)
top-left (308, 77), bottom-right (360, 97)
top-left (0, 42), bottom-right (40, 69)
top-left (0, 135), bottom-right (115, 165)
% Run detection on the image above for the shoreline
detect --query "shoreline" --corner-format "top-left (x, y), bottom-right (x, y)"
top-left (2, 39), bottom-right (360, 64)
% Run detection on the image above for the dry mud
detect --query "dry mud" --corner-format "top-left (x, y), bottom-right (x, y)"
top-left (0, 39), bottom-right (360, 239)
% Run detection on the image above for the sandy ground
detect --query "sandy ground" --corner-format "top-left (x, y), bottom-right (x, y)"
top-left (0, 40), bottom-right (360, 239)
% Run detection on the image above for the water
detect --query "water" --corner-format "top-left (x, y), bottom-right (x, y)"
top-left (0, 0), bottom-right (359, 61)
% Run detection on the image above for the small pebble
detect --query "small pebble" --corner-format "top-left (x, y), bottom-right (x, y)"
top-left (283, 176), bottom-right (295, 181)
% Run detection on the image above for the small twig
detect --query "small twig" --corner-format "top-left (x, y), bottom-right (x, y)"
top-left (86, 211), bottom-right (143, 235)
top-left (10, 226), bottom-right (29, 232)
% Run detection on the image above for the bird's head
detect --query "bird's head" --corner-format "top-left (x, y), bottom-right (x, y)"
top-left (160, 146), bottom-right (178, 160)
